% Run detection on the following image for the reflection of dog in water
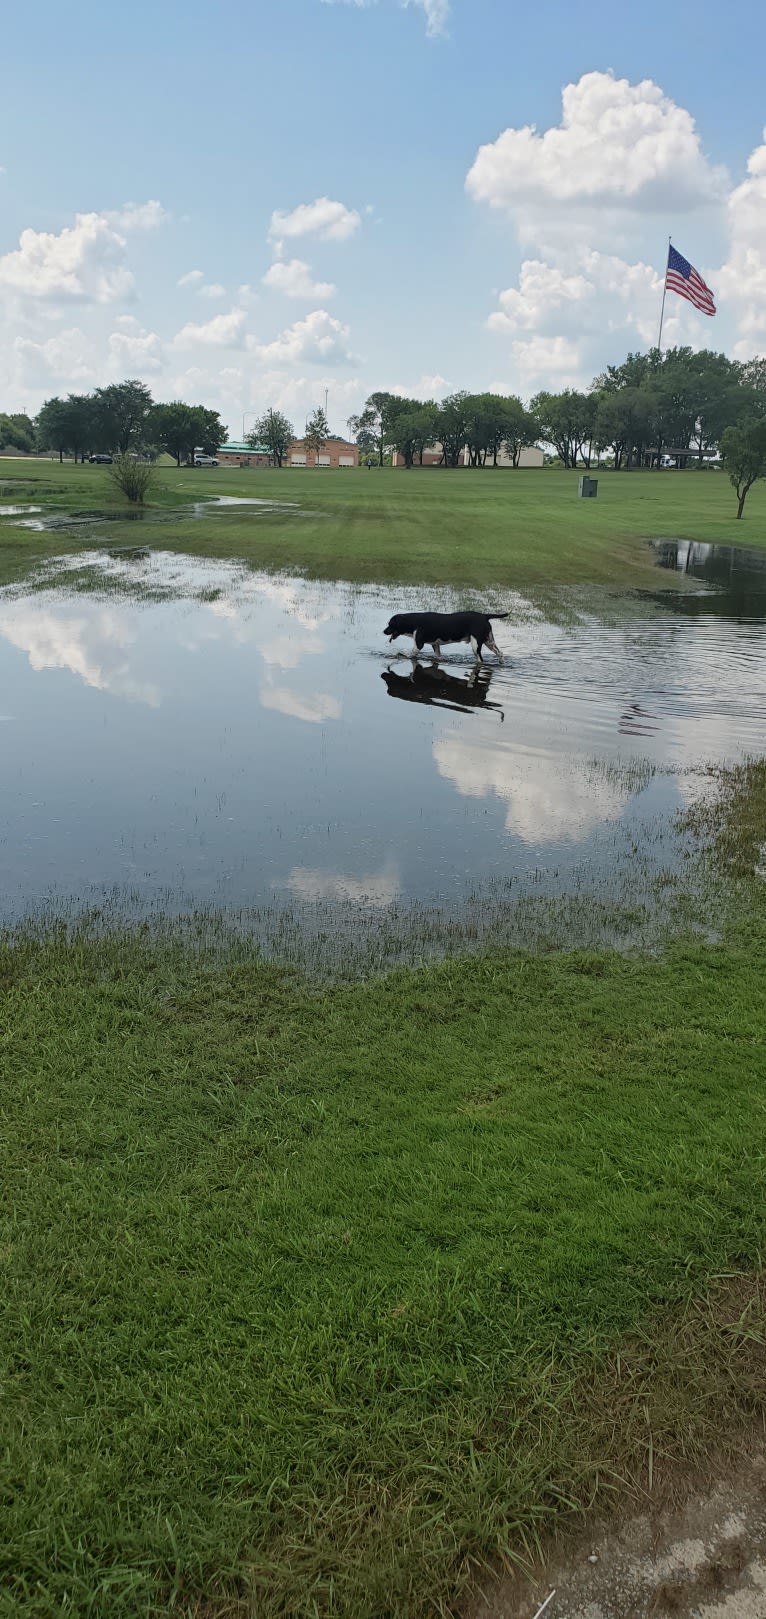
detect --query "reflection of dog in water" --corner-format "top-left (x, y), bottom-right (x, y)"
top-left (382, 662), bottom-right (504, 719)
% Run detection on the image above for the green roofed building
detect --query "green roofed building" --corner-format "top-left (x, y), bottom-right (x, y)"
top-left (217, 441), bottom-right (273, 467)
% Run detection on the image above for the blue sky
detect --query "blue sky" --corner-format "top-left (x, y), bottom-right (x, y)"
top-left (2, 0), bottom-right (765, 434)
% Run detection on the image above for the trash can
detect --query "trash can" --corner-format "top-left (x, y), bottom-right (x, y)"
top-left (578, 475), bottom-right (598, 498)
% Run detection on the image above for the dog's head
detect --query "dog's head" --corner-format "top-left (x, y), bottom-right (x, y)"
top-left (384, 614), bottom-right (405, 643)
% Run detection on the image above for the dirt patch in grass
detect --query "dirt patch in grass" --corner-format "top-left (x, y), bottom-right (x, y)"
top-left (466, 1274), bottom-right (766, 1619)
top-left (468, 1449), bottom-right (766, 1617)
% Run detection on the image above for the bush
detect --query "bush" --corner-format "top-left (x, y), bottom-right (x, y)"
top-left (109, 454), bottom-right (155, 504)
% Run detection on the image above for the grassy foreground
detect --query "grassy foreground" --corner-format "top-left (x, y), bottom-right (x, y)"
top-left (1, 458), bottom-right (765, 596)
top-left (1, 765), bottom-right (765, 1617)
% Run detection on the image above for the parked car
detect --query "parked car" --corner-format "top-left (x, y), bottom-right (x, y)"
top-left (89, 453), bottom-right (113, 464)
top-left (193, 452), bottom-right (219, 467)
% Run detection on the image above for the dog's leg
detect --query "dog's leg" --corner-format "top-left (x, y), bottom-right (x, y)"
top-left (486, 633), bottom-right (503, 662)
top-left (471, 637), bottom-right (483, 661)
top-left (410, 634), bottom-right (420, 659)
top-left (431, 640), bottom-right (441, 660)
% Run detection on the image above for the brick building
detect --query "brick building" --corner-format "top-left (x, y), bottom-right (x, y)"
top-left (287, 436), bottom-right (358, 468)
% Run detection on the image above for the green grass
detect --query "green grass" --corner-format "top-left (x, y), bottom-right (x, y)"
top-left (1, 458), bottom-right (765, 599)
top-left (1, 764), bottom-right (765, 1618)
top-left (2, 463), bottom-right (765, 1614)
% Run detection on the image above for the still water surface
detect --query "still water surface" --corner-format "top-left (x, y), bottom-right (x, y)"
top-left (0, 542), bottom-right (763, 928)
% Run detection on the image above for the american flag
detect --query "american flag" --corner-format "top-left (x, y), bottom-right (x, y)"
top-left (665, 245), bottom-right (716, 316)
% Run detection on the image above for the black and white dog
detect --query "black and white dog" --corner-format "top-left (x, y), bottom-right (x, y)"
top-left (383, 610), bottom-right (508, 661)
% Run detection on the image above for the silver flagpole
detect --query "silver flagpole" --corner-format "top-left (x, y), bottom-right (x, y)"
top-left (656, 235), bottom-right (671, 353)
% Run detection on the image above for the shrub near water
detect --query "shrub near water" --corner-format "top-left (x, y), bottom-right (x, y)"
top-left (108, 454), bottom-right (155, 504)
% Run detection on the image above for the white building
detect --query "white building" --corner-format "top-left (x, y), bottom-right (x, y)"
top-left (391, 443), bottom-right (545, 469)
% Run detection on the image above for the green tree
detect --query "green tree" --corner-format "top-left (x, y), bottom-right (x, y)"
top-left (650, 349), bottom-right (703, 466)
top-left (412, 402), bottom-right (441, 465)
top-left (386, 398), bottom-right (421, 469)
top-left (531, 391), bottom-right (595, 468)
top-left (304, 407), bottom-right (330, 462)
top-left (686, 351), bottom-right (745, 464)
top-left (740, 357), bottom-right (766, 418)
top-left (192, 406), bottom-right (226, 458)
top-left (592, 348), bottom-right (745, 468)
top-left (347, 411), bottom-right (377, 459)
top-left (593, 388), bottom-right (654, 470)
top-left (386, 400), bottom-right (439, 468)
top-left (501, 398), bottom-right (541, 467)
top-left (92, 380), bottom-right (154, 454)
top-left (720, 418), bottom-right (766, 518)
top-left (348, 391), bottom-right (397, 466)
top-left (35, 397), bottom-right (71, 462)
top-left (435, 391), bottom-right (469, 467)
top-left (62, 393), bottom-right (94, 463)
top-left (463, 394), bottom-right (513, 467)
top-left (593, 350), bottom-right (660, 394)
top-left (148, 402), bottom-right (226, 465)
top-left (149, 403), bottom-right (198, 466)
top-left (250, 408), bottom-right (294, 468)
top-left (0, 412), bottom-right (36, 453)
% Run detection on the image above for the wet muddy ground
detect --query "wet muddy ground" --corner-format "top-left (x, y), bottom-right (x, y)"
top-left (468, 1444), bottom-right (766, 1618)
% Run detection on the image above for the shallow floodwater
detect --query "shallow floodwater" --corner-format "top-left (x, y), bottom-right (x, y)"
top-left (0, 544), bottom-right (764, 949)
top-left (10, 494), bottom-right (314, 531)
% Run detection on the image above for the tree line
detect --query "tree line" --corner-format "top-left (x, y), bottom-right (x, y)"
top-left (2, 382), bottom-right (228, 465)
top-left (346, 348), bottom-right (766, 473)
top-left (348, 392), bottom-right (539, 468)
top-left (2, 387), bottom-right (331, 471)
top-left (6, 347), bottom-right (766, 516)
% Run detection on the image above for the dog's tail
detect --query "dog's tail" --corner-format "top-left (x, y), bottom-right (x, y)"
top-left (489, 612), bottom-right (510, 619)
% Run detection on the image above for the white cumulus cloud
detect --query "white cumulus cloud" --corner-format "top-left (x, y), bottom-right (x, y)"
top-left (13, 326), bottom-right (99, 384)
top-left (488, 252), bottom-right (661, 346)
top-left (262, 258), bottom-right (337, 300)
top-left (0, 200), bottom-right (166, 305)
top-left (250, 370), bottom-right (362, 424)
top-left (466, 70), bottom-right (726, 220)
top-left (268, 196), bottom-right (361, 246)
top-left (173, 307), bottom-right (248, 349)
top-left (107, 325), bottom-right (164, 373)
top-left (253, 309), bottom-right (356, 368)
top-left (507, 335), bottom-right (586, 392)
top-left (107, 200), bottom-right (166, 231)
top-left (0, 213), bottom-right (135, 304)
top-left (178, 268), bottom-right (204, 287)
top-left (391, 372), bottom-right (448, 398)
top-left (717, 134), bottom-right (766, 354)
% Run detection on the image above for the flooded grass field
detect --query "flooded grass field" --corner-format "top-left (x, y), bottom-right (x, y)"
top-left (2, 477), bottom-right (766, 1619)
top-left (0, 537), bottom-right (764, 966)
